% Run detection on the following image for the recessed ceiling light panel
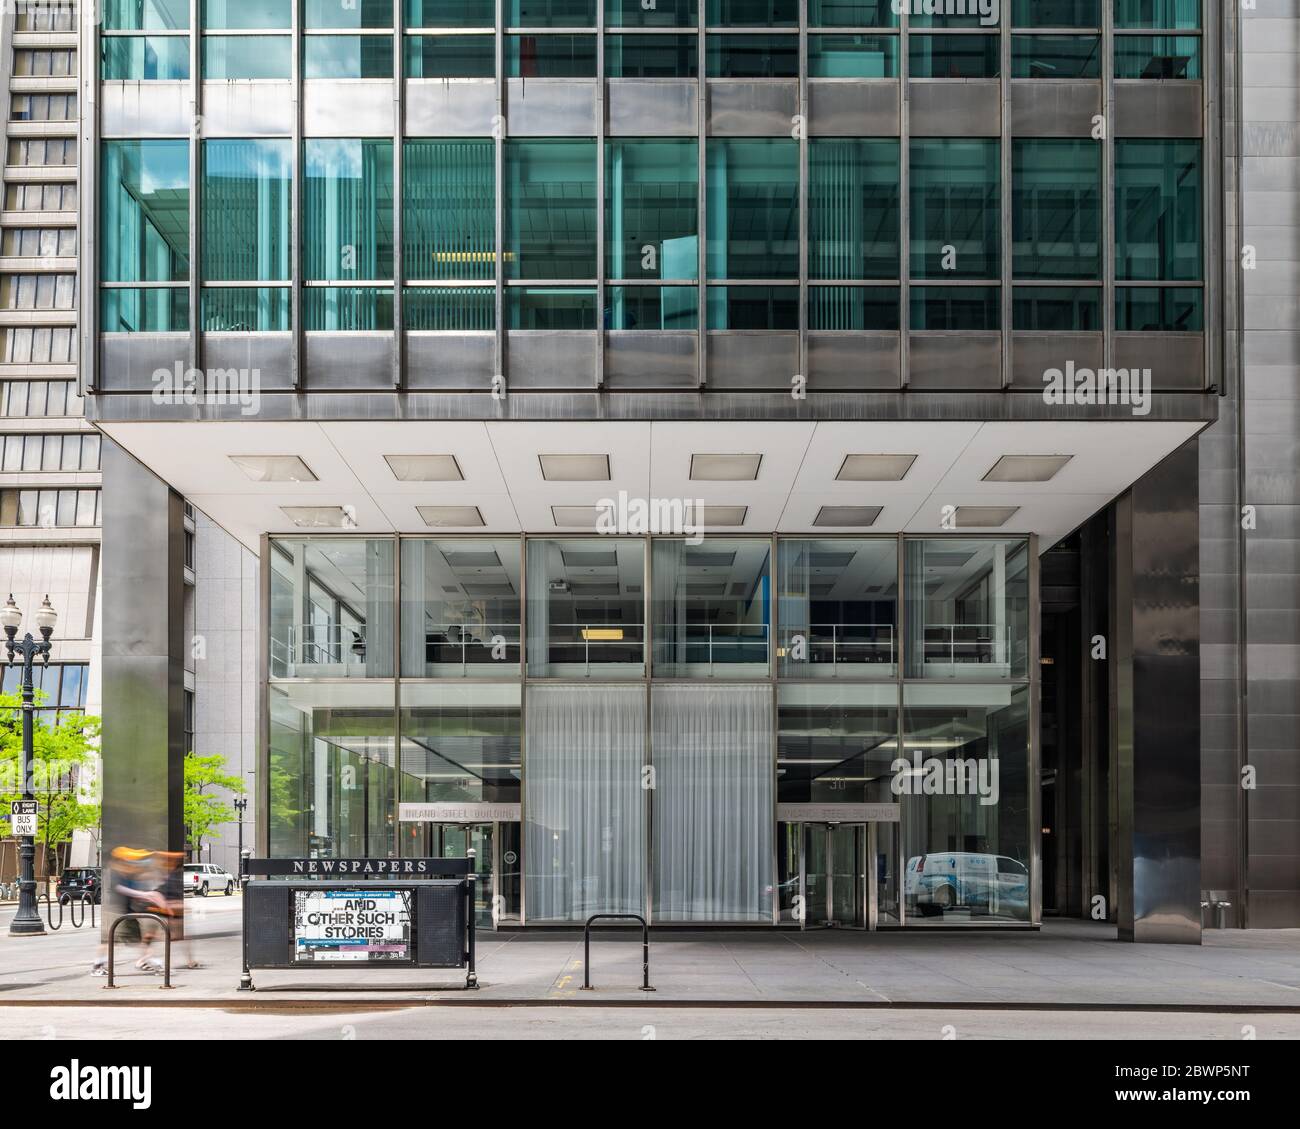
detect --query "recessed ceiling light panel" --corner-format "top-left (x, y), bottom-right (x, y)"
top-left (814, 505), bottom-right (882, 527)
top-left (539, 454), bottom-right (611, 482)
top-left (230, 455), bottom-right (317, 483)
top-left (385, 454), bottom-right (464, 482)
top-left (982, 455), bottom-right (1073, 483)
top-left (699, 505), bottom-right (748, 527)
top-left (417, 505), bottom-right (484, 527)
top-left (836, 454), bottom-right (916, 482)
top-left (280, 506), bottom-right (350, 528)
top-left (955, 505), bottom-right (1020, 528)
top-left (551, 505), bottom-right (603, 528)
top-left (690, 454), bottom-right (762, 481)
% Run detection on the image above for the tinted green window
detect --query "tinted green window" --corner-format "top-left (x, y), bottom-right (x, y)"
top-left (509, 288), bottom-right (597, 329)
top-left (404, 140), bottom-right (495, 282)
top-left (708, 0), bottom-right (796, 24)
top-left (606, 140), bottom-right (698, 281)
top-left (1115, 139), bottom-right (1201, 281)
top-left (809, 0), bottom-right (896, 27)
top-left (909, 34), bottom-right (999, 78)
top-left (1012, 35), bottom-right (1101, 77)
top-left (102, 287), bottom-right (189, 332)
top-left (201, 0), bottom-right (291, 28)
top-left (404, 287), bottom-right (495, 330)
top-left (104, 0), bottom-right (190, 29)
top-left (202, 286), bottom-right (290, 330)
top-left (304, 35), bottom-right (394, 78)
top-left (1115, 286), bottom-right (1202, 330)
top-left (1114, 0), bottom-right (1199, 29)
top-left (305, 0), bottom-right (391, 27)
top-left (909, 286), bottom-right (999, 330)
top-left (1012, 286), bottom-right (1100, 330)
top-left (406, 35), bottom-right (494, 77)
top-left (1011, 0), bottom-right (1099, 25)
top-left (809, 286), bottom-right (899, 330)
top-left (608, 286), bottom-right (698, 329)
top-left (101, 140), bottom-right (189, 283)
top-left (1013, 139), bottom-right (1100, 279)
top-left (507, 35), bottom-right (596, 77)
top-left (405, 0), bottom-right (494, 24)
top-left (605, 34), bottom-right (698, 77)
top-left (303, 139), bottom-right (394, 281)
top-left (706, 34), bottom-right (797, 77)
top-left (606, 0), bottom-right (697, 27)
top-left (508, 0), bottom-right (596, 24)
top-left (707, 286), bottom-right (798, 329)
top-left (203, 139), bottom-right (291, 281)
top-left (1115, 36), bottom-right (1200, 78)
top-left (506, 141), bottom-right (597, 280)
top-left (101, 36), bottom-right (191, 80)
top-left (810, 139), bottom-right (899, 280)
top-left (706, 139), bottom-right (799, 280)
top-left (303, 287), bottom-right (394, 330)
top-left (808, 34), bottom-right (897, 77)
top-left (910, 139), bottom-right (999, 280)
top-left (203, 35), bottom-right (291, 77)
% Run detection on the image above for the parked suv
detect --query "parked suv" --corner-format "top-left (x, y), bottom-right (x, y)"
top-left (57, 867), bottom-right (102, 905)
top-left (184, 862), bottom-right (236, 896)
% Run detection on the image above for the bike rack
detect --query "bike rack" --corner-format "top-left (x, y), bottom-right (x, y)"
top-left (581, 913), bottom-right (654, 992)
top-left (104, 912), bottom-right (174, 989)
top-left (38, 892), bottom-right (96, 931)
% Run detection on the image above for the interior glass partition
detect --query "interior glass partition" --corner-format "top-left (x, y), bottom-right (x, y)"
top-left (776, 683), bottom-right (899, 803)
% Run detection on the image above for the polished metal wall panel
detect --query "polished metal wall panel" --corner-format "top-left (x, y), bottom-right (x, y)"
top-left (505, 79), bottom-right (596, 136)
top-left (908, 80), bottom-right (1000, 137)
top-left (1009, 81), bottom-right (1101, 138)
top-left (203, 333), bottom-right (295, 391)
top-left (99, 333), bottom-right (190, 392)
top-left (101, 81), bottom-right (189, 137)
top-left (405, 333), bottom-right (496, 390)
top-left (807, 81), bottom-right (899, 137)
top-left (200, 82), bottom-right (295, 136)
top-left (506, 331), bottom-right (598, 389)
top-left (805, 331), bottom-right (901, 389)
top-left (908, 332), bottom-right (1002, 389)
top-left (1010, 332), bottom-right (1103, 390)
top-left (1114, 81), bottom-right (1204, 138)
top-left (302, 332), bottom-right (394, 390)
top-left (607, 81), bottom-right (698, 136)
top-left (100, 440), bottom-right (187, 931)
top-left (1114, 438), bottom-right (1202, 944)
top-left (304, 81), bottom-right (396, 137)
top-left (404, 81), bottom-right (497, 137)
top-left (707, 81), bottom-right (798, 136)
top-left (703, 332), bottom-right (799, 389)
top-left (1113, 332), bottom-right (1205, 390)
top-left (603, 331), bottom-right (698, 389)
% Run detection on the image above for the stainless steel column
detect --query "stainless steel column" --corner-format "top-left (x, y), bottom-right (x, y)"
top-left (100, 440), bottom-right (188, 932)
top-left (1112, 437), bottom-right (1202, 944)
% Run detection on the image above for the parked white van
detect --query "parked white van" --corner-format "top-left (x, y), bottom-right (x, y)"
top-left (905, 852), bottom-right (1029, 916)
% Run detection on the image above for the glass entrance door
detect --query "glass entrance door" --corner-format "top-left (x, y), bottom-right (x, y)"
top-left (801, 823), bottom-right (866, 928)
top-left (428, 823), bottom-right (494, 928)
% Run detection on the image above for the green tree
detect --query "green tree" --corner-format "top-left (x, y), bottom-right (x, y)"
top-left (0, 690), bottom-right (101, 877)
top-left (183, 752), bottom-right (246, 860)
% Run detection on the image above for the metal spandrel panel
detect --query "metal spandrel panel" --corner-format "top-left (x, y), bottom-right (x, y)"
top-left (302, 333), bottom-right (396, 390)
top-left (1009, 81), bottom-right (1101, 138)
top-left (404, 81), bottom-right (497, 137)
top-left (101, 82), bottom-right (189, 137)
top-left (1115, 82), bottom-right (1203, 138)
top-left (607, 81), bottom-right (697, 137)
top-left (99, 334), bottom-right (190, 392)
top-left (200, 82), bottom-right (295, 136)
top-left (505, 80), bottom-right (597, 136)
top-left (1010, 333), bottom-right (1104, 391)
top-left (405, 333), bottom-right (497, 390)
top-left (604, 331), bottom-right (698, 389)
top-left (807, 82), bottom-right (899, 137)
top-left (908, 81), bottom-right (1001, 137)
top-left (506, 331), bottom-right (598, 389)
top-left (707, 81), bottom-right (798, 136)
top-left (303, 82), bottom-right (396, 137)
top-left (908, 333), bottom-right (1003, 389)
top-left (705, 333), bottom-right (800, 390)
top-left (806, 332), bottom-right (901, 390)
top-left (1113, 332), bottom-right (1205, 390)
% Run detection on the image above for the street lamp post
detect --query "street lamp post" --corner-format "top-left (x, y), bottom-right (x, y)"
top-left (233, 794), bottom-right (248, 862)
top-left (3, 594), bottom-right (56, 936)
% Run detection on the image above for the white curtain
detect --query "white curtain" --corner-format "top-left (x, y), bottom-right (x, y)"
top-left (652, 684), bottom-right (774, 922)
top-left (524, 684), bottom-right (646, 921)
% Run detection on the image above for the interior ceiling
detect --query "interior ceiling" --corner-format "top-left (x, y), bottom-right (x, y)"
top-left (98, 419), bottom-right (1204, 554)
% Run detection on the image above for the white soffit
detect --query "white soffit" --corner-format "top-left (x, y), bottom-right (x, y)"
top-left (96, 418), bottom-right (1204, 553)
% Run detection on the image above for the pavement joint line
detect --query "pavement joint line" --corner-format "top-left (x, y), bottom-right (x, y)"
top-left (3, 998), bottom-right (1300, 1012)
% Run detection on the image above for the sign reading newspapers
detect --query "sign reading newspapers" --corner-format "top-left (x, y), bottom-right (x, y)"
top-left (292, 889), bottom-right (412, 964)
top-left (9, 800), bottom-right (37, 837)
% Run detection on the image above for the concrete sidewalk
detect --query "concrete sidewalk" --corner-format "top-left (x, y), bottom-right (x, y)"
top-left (2, 900), bottom-right (1299, 1008)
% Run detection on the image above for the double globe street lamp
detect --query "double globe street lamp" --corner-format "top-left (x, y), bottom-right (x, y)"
top-left (3, 594), bottom-right (57, 936)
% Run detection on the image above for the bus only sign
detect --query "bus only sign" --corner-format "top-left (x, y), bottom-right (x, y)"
top-left (292, 889), bottom-right (412, 963)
